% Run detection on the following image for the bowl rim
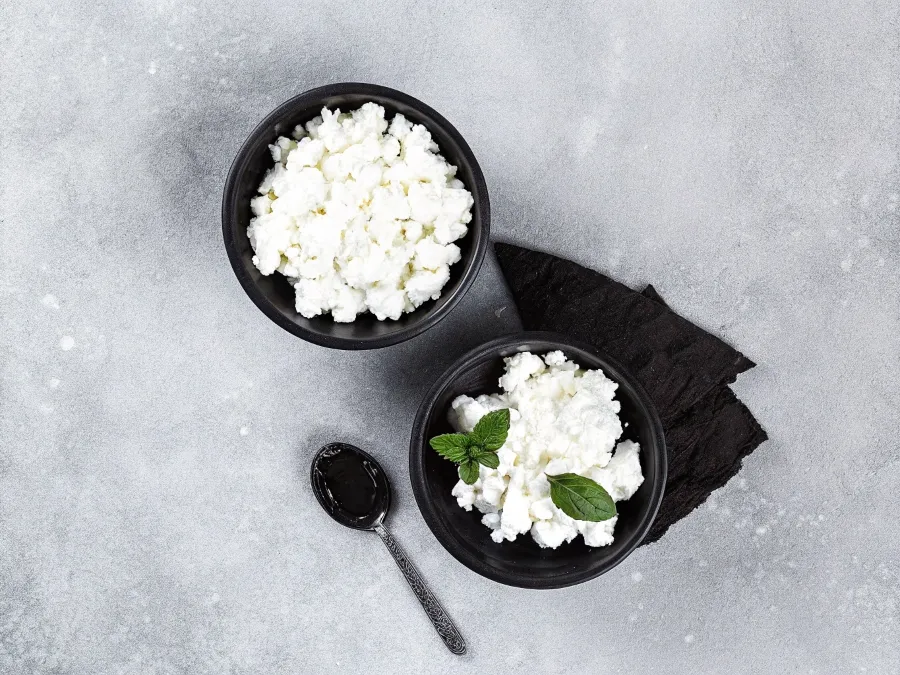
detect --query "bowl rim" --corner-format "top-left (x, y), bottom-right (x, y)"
top-left (221, 82), bottom-right (491, 350)
top-left (408, 331), bottom-right (668, 588)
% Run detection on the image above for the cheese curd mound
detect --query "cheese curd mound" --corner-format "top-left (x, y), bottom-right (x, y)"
top-left (449, 351), bottom-right (644, 549)
top-left (247, 103), bottom-right (474, 322)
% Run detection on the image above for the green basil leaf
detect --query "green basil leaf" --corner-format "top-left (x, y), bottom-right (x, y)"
top-left (473, 450), bottom-right (500, 469)
top-left (429, 434), bottom-right (470, 463)
top-left (471, 409), bottom-right (510, 451)
top-left (547, 473), bottom-right (616, 522)
top-left (458, 460), bottom-right (480, 485)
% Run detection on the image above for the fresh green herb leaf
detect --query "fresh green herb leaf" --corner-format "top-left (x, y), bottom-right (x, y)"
top-left (429, 434), bottom-right (470, 463)
top-left (458, 460), bottom-right (480, 485)
top-left (473, 450), bottom-right (500, 469)
top-left (547, 473), bottom-right (617, 522)
top-left (471, 409), bottom-right (510, 451)
top-left (429, 409), bottom-right (510, 482)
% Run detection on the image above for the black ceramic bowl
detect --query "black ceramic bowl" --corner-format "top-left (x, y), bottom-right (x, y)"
top-left (222, 83), bottom-right (490, 350)
top-left (409, 332), bottom-right (667, 589)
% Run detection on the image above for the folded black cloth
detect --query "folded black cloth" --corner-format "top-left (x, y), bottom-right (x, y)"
top-left (495, 243), bottom-right (767, 545)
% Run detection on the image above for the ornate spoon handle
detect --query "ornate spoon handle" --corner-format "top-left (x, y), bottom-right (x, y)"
top-left (374, 524), bottom-right (467, 655)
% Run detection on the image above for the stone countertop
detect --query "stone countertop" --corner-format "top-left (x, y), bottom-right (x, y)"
top-left (1, 2), bottom-right (897, 673)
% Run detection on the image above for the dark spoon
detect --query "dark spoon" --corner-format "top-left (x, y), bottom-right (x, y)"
top-left (310, 442), bottom-right (466, 655)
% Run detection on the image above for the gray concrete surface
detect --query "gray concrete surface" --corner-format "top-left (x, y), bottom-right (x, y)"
top-left (1, 1), bottom-right (898, 673)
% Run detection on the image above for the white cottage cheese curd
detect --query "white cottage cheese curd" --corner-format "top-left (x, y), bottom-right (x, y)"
top-left (449, 351), bottom-right (644, 548)
top-left (247, 103), bottom-right (474, 322)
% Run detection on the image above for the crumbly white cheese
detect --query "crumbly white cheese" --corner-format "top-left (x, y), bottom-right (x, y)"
top-left (247, 103), bottom-right (473, 322)
top-left (449, 351), bottom-right (644, 549)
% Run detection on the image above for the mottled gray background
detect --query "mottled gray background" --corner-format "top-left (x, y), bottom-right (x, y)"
top-left (1, 1), bottom-right (898, 673)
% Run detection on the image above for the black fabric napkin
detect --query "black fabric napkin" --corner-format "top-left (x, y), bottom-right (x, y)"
top-left (495, 243), bottom-right (767, 545)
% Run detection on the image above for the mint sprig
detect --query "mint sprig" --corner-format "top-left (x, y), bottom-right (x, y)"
top-left (429, 409), bottom-right (510, 485)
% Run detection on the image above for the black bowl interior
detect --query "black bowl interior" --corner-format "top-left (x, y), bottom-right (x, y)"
top-left (410, 333), bottom-right (667, 588)
top-left (222, 83), bottom-right (489, 349)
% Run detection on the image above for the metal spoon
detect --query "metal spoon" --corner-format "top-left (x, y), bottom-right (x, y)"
top-left (310, 442), bottom-right (467, 655)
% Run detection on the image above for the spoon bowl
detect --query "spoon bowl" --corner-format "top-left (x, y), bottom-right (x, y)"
top-left (311, 443), bottom-right (391, 530)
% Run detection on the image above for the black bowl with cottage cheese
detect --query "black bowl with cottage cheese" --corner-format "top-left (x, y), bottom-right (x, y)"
top-left (409, 332), bottom-right (667, 589)
top-left (222, 83), bottom-right (490, 350)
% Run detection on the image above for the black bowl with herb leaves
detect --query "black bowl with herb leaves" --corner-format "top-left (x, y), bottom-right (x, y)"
top-left (409, 332), bottom-right (667, 589)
